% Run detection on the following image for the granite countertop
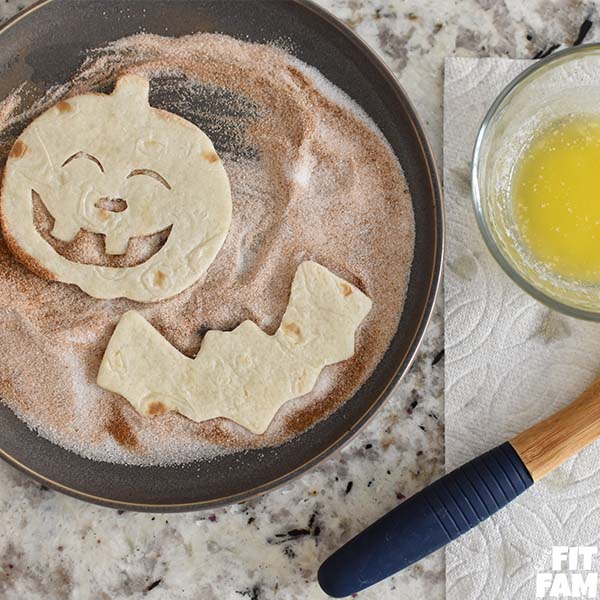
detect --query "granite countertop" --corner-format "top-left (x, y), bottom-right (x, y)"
top-left (0, 1), bottom-right (597, 599)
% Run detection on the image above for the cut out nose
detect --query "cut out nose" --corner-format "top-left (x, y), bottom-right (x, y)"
top-left (95, 197), bottom-right (128, 213)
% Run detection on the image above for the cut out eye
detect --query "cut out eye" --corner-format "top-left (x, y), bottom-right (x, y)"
top-left (61, 152), bottom-right (104, 172)
top-left (127, 169), bottom-right (171, 190)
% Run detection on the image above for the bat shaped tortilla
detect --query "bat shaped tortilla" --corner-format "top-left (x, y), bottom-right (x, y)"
top-left (97, 261), bottom-right (372, 434)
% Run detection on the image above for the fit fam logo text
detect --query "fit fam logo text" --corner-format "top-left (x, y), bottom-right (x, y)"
top-left (536, 547), bottom-right (598, 598)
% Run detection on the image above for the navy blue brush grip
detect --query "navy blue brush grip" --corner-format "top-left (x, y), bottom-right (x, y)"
top-left (318, 442), bottom-right (533, 598)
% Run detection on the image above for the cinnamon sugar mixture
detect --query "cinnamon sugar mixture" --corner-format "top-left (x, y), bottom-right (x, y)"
top-left (0, 33), bottom-right (414, 465)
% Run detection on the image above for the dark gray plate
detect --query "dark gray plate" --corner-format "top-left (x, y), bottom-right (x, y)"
top-left (0, 0), bottom-right (443, 511)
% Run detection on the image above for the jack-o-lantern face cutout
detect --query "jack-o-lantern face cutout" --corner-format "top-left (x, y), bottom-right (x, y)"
top-left (0, 75), bottom-right (232, 302)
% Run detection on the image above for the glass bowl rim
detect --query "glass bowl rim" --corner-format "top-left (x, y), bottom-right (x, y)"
top-left (471, 42), bottom-right (600, 321)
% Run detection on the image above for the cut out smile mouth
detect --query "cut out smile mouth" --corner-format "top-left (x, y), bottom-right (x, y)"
top-left (32, 191), bottom-right (172, 268)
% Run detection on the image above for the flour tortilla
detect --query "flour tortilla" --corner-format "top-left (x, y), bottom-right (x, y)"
top-left (0, 75), bottom-right (232, 302)
top-left (97, 261), bottom-right (372, 434)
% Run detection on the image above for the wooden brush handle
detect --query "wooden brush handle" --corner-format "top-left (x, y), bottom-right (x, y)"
top-left (511, 376), bottom-right (600, 481)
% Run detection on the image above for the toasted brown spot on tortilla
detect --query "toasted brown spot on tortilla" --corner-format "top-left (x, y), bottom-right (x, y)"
top-left (147, 401), bottom-right (168, 416)
top-left (283, 321), bottom-right (301, 336)
top-left (202, 151), bottom-right (219, 163)
top-left (153, 270), bottom-right (167, 288)
top-left (56, 101), bottom-right (73, 113)
top-left (340, 282), bottom-right (352, 297)
top-left (9, 141), bottom-right (27, 159)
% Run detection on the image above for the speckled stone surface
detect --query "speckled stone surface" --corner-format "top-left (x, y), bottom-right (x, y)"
top-left (0, 1), bottom-right (596, 599)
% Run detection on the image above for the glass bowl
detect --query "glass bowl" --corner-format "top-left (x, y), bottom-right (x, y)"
top-left (472, 43), bottom-right (600, 320)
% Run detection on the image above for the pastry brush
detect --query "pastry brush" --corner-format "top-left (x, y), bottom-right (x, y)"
top-left (318, 376), bottom-right (600, 597)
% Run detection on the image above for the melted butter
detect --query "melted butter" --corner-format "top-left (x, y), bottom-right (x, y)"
top-left (512, 115), bottom-right (600, 282)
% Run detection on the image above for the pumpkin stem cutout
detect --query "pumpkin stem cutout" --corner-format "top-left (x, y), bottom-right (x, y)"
top-left (0, 74), bottom-right (232, 302)
top-left (97, 261), bottom-right (372, 434)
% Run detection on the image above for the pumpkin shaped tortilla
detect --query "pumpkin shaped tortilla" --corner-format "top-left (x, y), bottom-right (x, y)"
top-left (0, 75), bottom-right (232, 302)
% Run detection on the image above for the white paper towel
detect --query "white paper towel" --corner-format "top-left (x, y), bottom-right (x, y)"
top-left (444, 57), bottom-right (600, 600)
